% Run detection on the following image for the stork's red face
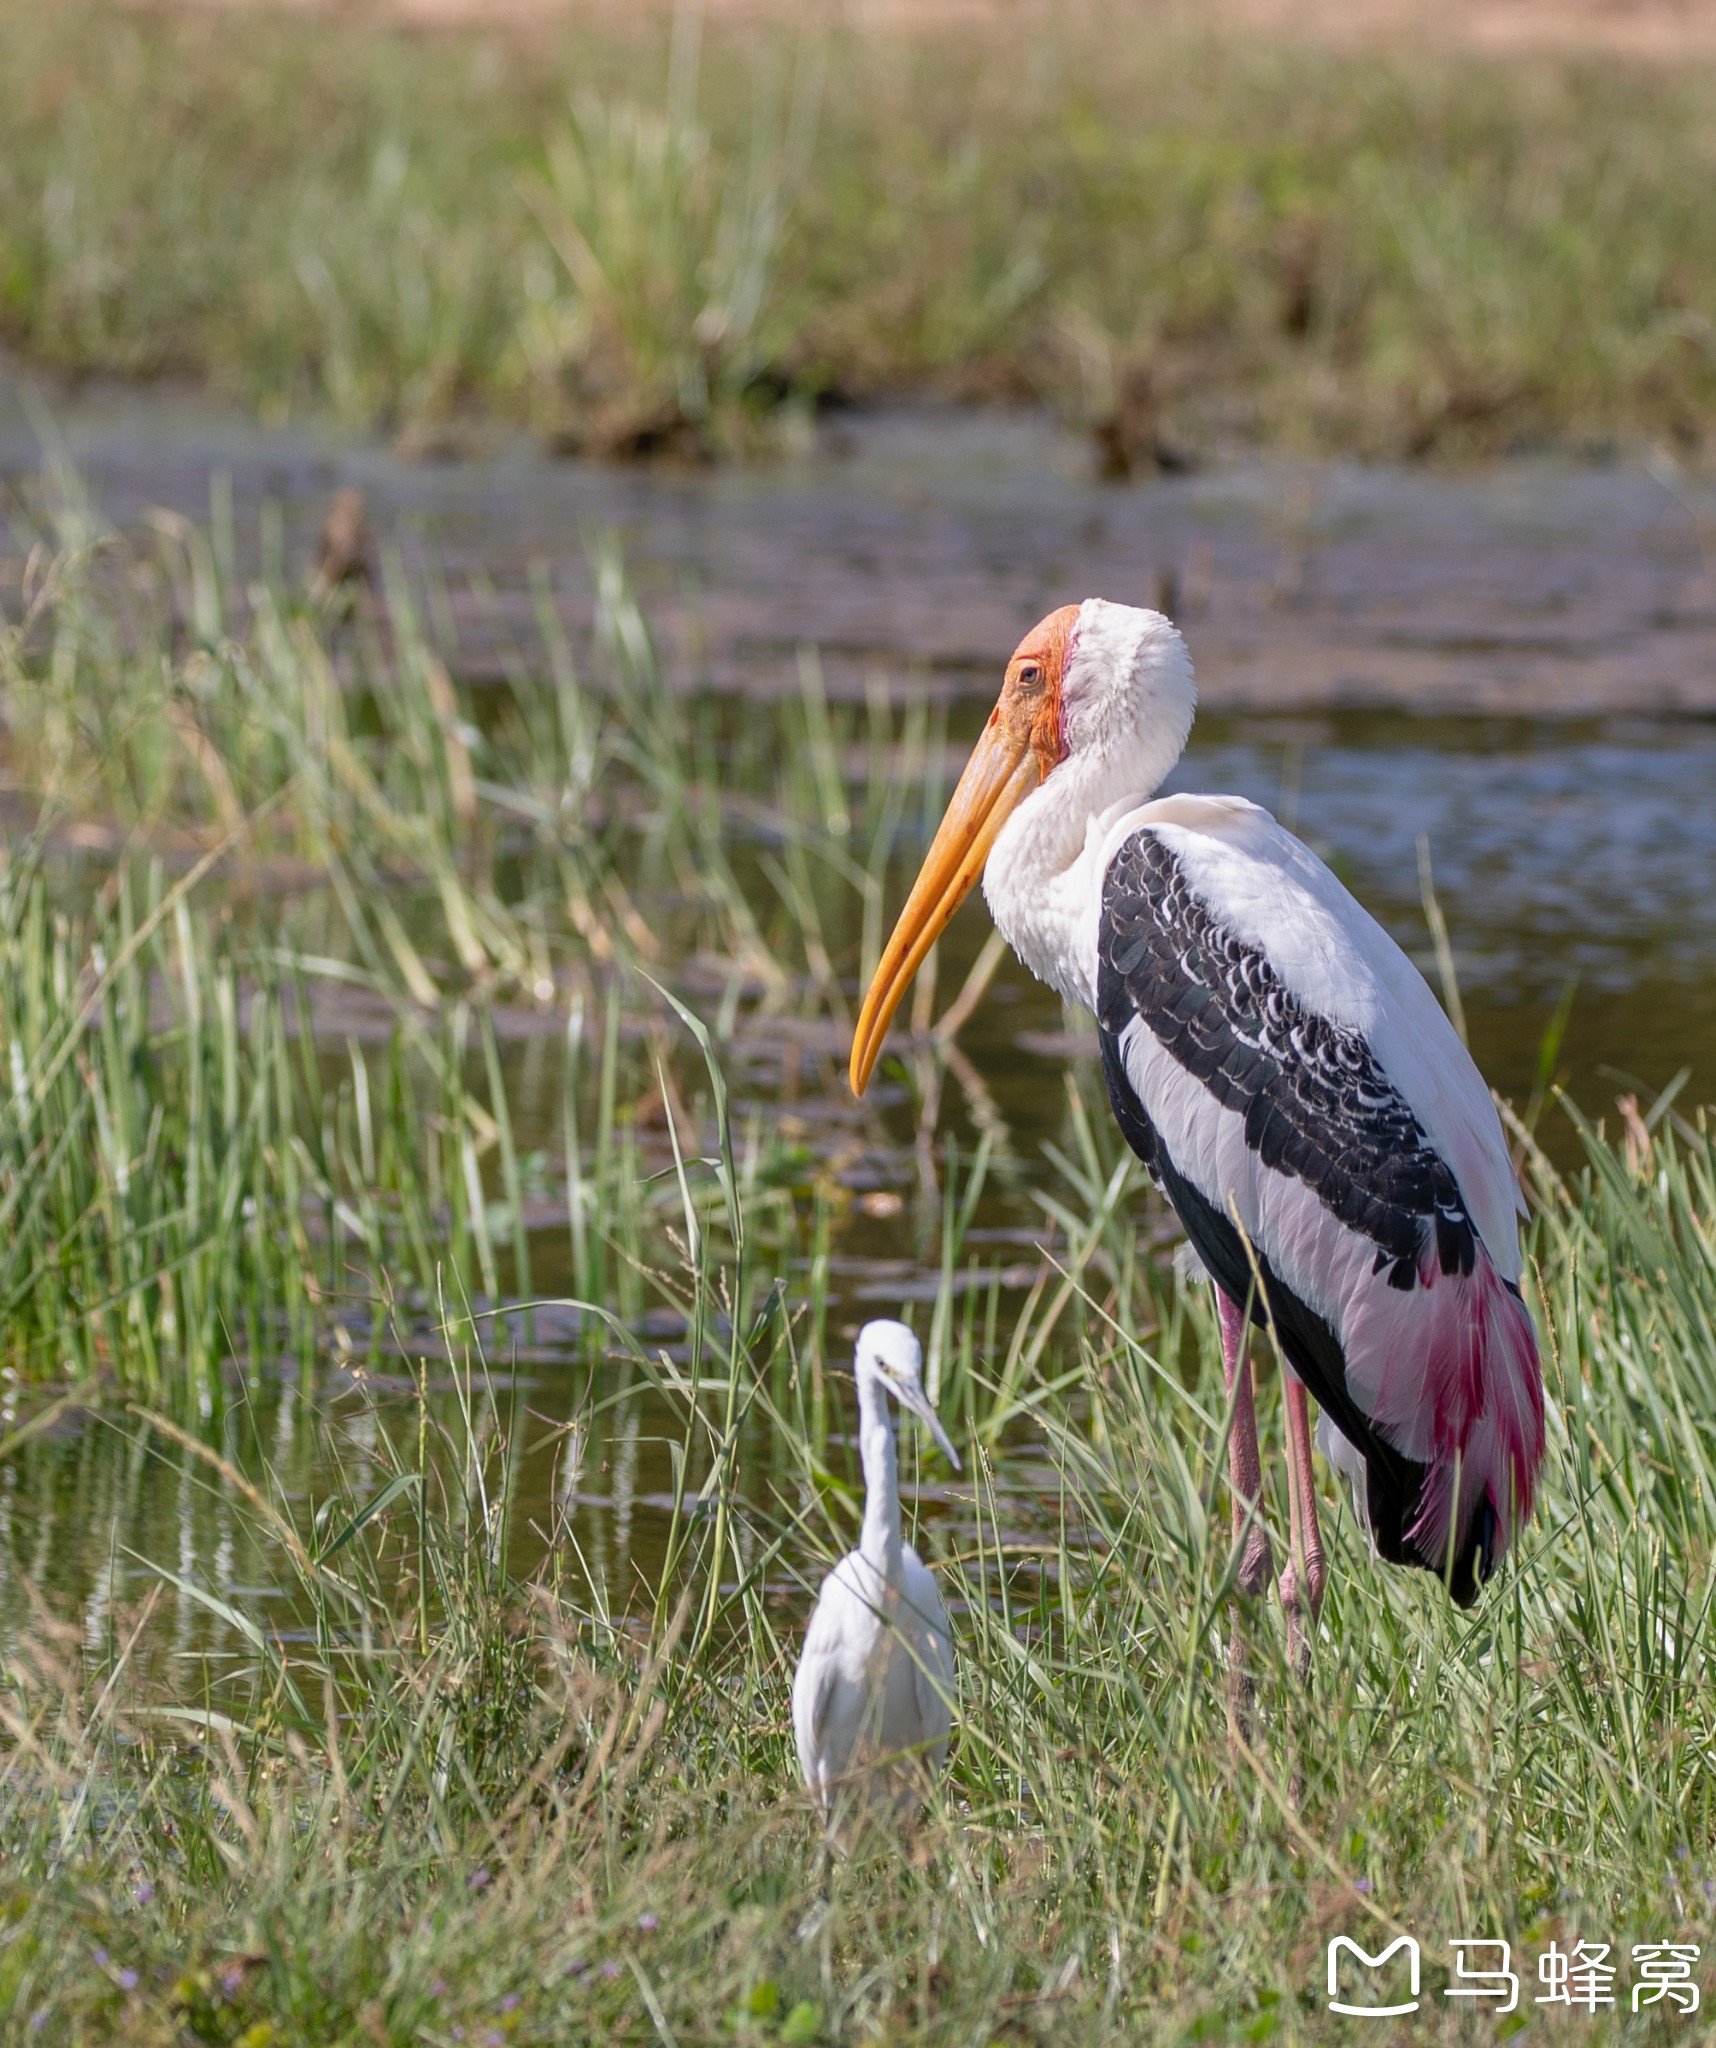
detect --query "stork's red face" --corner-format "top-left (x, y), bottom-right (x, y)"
top-left (849, 604), bottom-right (1079, 1095)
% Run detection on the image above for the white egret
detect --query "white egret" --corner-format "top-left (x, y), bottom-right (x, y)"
top-left (793, 1320), bottom-right (960, 1834)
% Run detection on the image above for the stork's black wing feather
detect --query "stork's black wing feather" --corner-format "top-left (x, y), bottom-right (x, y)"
top-left (1094, 827), bottom-right (1493, 1605)
top-left (1096, 829), bottom-right (1477, 1290)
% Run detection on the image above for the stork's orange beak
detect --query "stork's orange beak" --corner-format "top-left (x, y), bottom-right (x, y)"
top-left (848, 723), bottom-right (1039, 1095)
top-left (849, 603), bottom-right (1080, 1096)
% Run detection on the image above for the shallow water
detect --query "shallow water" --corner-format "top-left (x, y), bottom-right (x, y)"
top-left (2, 381), bottom-right (1714, 1678)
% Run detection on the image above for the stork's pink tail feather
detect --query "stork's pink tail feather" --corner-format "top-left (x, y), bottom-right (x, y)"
top-left (1403, 1254), bottom-right (1545, 1572)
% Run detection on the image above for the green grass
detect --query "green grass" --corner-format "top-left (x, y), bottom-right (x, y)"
top-left (0, 452), bottom-right (909, 1403)
top-left (3, 1055), bottom-right (1716, 2043)
top-left (4, 476), bottom-right (1716, 2042)
top-left (3, 1), bottom-right (1716, 458)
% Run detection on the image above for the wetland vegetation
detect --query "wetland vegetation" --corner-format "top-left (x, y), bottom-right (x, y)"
top-left (3, 0), bottom-right (1716, 461)
top-left (1, 465), bottom-right (1715, 2041)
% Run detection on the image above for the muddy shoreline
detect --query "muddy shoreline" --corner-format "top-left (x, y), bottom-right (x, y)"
top-left (4, 378), bottom-right (1715, 719)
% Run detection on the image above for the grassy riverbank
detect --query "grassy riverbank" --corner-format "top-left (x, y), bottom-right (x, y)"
top-left (2, 1067), bottom-right (1714, 2044)
top-left (3, 1), bottom-right (1716, 461)
top-left (2, 480), bottom-right (1716, 2041)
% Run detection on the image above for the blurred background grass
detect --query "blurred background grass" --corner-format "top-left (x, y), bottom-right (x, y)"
top-left (3, 0), bottom-right (1715, 462)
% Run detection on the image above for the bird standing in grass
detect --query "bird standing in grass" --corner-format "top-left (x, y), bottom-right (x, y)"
top-left (793, 1321), bottom-right (960, 1835)
top-left (849, 601), bottom-right (1544, 1680)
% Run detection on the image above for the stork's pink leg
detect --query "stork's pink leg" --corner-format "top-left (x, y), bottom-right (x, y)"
top-left (1279, 1372), bottom-right (1328, 1685)
top-left (1218, 1289), bottom-right (1275, 1745)
top-left (1218, 1290), bottom-right (1275, 1600)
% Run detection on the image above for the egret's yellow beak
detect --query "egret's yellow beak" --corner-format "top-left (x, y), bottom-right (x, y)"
top-left (849, 603), bottom-right (1080, 1096)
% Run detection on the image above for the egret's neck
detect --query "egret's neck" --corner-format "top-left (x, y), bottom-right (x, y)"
top-left (856, 1368), bottom-right (903, 1581)
top-left (982, 731), bottom-right (1174, 1013)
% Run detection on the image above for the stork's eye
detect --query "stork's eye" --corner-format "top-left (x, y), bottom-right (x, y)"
top-left (1017, 662), bottom-right (1042, 687)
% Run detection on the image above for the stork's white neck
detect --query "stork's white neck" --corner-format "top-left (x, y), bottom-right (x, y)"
top-left (981, 721), bottom-right (1181, 1014)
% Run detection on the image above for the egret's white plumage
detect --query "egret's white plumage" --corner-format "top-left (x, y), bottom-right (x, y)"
top-left (792, 1321), bottom-right (959, 1833)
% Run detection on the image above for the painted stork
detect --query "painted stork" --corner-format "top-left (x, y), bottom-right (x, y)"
top-left (793, 1320), bottom-right (960, 1833)
top-left (849, 602), bottom-right (1544, 1671)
